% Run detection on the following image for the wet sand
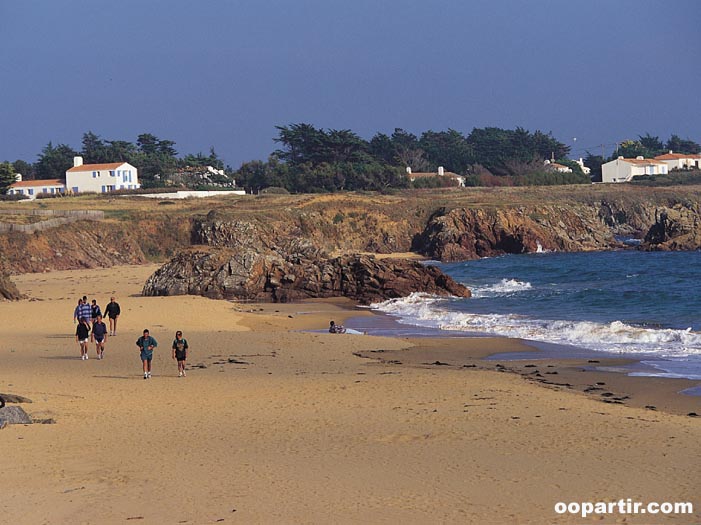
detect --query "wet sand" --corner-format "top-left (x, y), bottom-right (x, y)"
top-left (1, 265), bottom-right (700, 524)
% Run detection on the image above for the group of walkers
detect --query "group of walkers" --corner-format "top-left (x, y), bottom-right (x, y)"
top-left (73, 296), bottom-right (119, 360)
top-left (73, 295), bottom-right (189, 378)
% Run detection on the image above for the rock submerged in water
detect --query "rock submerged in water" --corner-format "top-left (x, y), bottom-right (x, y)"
top-left (142, 247), bottom-right (470, 304)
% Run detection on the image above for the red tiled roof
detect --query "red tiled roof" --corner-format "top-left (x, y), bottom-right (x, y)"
top-left (10, 179), bottom-right (65, 188)
top-left (66, 162), bottom-right (126, 172)
top-left (619, 158), bottom-right (666, 166)
top-left (654, 153), bottom-right (701, 160)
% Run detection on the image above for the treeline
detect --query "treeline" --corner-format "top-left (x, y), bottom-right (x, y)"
top-left (8, 132), bottom-right (230, 188)
top-left (6, 127), bottom-right (699, 194)
top-left (235, 124), bottom-right (582, 192)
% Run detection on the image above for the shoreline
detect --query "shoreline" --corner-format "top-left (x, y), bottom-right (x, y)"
top-left (342, 308), bottom-right (701, 417)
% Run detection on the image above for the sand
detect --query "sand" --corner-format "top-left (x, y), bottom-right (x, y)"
top-left (1, 265), bottom-right (700, 524)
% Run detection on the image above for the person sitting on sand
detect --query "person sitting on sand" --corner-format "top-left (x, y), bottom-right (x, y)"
top-left (91, 314), bottom-right (108, 360)
top-left (136, 329), bottom-right (158, 379)
top-left (76, 317), bottom-right (91, 360)
top-left (329, 320), bottom-right (346, 334)
top-left (171, 330), bottom-right (189, 377)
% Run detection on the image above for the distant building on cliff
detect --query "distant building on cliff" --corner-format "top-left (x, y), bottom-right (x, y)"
top-left (543, 160), bottom-right (572, 173)
top-left (601, 156), bottom-right (668, 183)
top-left (66, 156), bottom-right (140, 194)
top-left (406, 166), bottom-right (465, 187)
top-left (7, 175), bottom-right (66, 199)
top-left (653, 151), bottom-right (701, 171)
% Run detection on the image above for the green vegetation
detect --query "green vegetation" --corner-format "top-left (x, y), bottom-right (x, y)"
top-left (5, 127), bottom-right (700, 195)
top-left (631, 169), bottom-right (701, 187)
top-left (0, 162), bottom-right (17, 194)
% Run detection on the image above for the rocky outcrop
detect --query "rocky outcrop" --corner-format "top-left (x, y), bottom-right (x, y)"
top-left (142, 247), bottom-right (470, 304)
top-left (0, 271), bottom-right (22, 300)
top-left (643, 203), bottom-right (701, 251)
top-left (412, 206), bottom-right (620, 261)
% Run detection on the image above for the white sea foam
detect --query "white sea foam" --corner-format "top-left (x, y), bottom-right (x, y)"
top-left (471, 278), bottom-right (532, 298)
top-left (370, 294), bottom-right (701, 358)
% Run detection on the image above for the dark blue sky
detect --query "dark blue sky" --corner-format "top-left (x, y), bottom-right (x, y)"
top-left (2, 1), bottom-right (699, 167)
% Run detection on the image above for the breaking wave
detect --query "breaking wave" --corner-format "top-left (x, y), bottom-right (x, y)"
top-left (470, 278), bottom-right (532, 298)
top-left (370, 293), bottom-right (701, 358)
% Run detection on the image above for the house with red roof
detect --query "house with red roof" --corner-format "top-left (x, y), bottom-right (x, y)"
top-left (66, 156), bottom-right (140, 194)
top-left (653, 151), bottom-right (701, 171)
top-left (7, 177), bottom-right (66, 199)
top-left (601, 156), bottom-right (668, 183)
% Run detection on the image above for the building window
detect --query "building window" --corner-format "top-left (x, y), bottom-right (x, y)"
top-left (92, 171), bottom-right (98, 178)
top-left (28, 189), bottom-right (34, 195)
top-left (110, 170), bottom-right (115, 177)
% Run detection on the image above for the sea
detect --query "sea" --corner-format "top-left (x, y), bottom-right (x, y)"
top-left (352, 250), bottom-right (701, 383)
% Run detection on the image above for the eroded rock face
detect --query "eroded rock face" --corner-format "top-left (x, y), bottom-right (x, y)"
top-left (412, 206), bottom-right (619, 261)
top-left (142, 248), bottom-right (470, 304)
top-left (643, 204), bottom-right (701, 251)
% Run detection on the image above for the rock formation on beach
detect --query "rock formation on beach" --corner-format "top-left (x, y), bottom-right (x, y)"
top-left (142, 247), bottom-right (470, 303)
top-left (0, 271), bottom-right (22, 300)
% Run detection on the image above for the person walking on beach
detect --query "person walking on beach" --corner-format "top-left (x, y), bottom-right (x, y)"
top-left (90, 299), bottom-right (102, 325)
top-left (73, 298), bottom-right (83, 324)
top-left (76, 317), bottom-right (91, 360)
top-left (78, 296), bottom-right (92, 326)
top-left (136, 329), bottom-right (158, 379)
top-left (105, 296), bottom-right (121, 336)
top-left (171, 331), bottom-right (189, 377)
top-left (91, 314), bottom-right (108, 359)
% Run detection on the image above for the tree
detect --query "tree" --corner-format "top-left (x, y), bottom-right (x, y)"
top-left (584, 152), bottom-right (604, 182)
top-left (105, 140), bottom-right (138, 162)
top-left (368, 133), bottom-right (395, 164)
top-left (614, 140), bottom-right (649, 160)
top-left (12, 159), bottom-right (34, 180)
top-left (35, 142), bottom-right (78, 180)
top-left (665, 134), bottom-right (701, 154)
top-left (638, 133), bottom-right (664, 156)
top-left (81, 131), bottom-right (109, 163)
top-left (419, 129), bottom-right (473, 173)
top-left (0, 162), bottom-right (17, 193)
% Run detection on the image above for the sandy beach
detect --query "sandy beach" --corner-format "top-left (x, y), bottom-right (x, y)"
top-left (1, 265), bottom-right (700, 524)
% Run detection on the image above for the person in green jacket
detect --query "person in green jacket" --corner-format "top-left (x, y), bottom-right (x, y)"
top-left (136, 329), bottom-right (158, 379)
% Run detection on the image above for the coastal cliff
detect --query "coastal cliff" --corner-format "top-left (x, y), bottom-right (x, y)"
top-left (1, 187), bottom-right (701, 280)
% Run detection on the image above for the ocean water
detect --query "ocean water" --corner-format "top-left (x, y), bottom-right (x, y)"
top-left (369, 250), bottom-right (701, 380)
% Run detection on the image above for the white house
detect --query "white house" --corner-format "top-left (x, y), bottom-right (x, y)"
top-left (7, 176), bottom-right (66, 199)
top-left (601, 156), bottom-right (668, 183)
top-left (543, 160), bottom-right (572, 173)
top-left (654, 151), bottom-right (701, 171)
top-left (575, 158), bottom-right (591, 175)
top-left (65, 156), bottom-right (140, 194)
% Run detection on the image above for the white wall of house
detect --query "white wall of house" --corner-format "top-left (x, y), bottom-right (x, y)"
top-left (656, 157), bottom-right (701, 170)
top-left (7, 181), bottom-right (66, 199)
top-left (66, 162), bottom-right (140, 193)
top-left (602, 157), bottom-right (668, 183)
